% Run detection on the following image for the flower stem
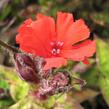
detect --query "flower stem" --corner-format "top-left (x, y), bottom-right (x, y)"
top-left (0, 39), bottom-right (19, 53)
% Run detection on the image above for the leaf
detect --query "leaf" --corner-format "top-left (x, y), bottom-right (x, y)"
top-left (54, 98), bottom-right (84, 109)
top-left (97, 38), bottom-right (109, 77)
top-left (44, 93), bottom-right (84, 109)
top-left (97, 38), bottom-right (109, 105)
top-left (9, 98), bottom-right (45, 109)
top-left (0, 66), bottom-right (19, 82)
top-left (0, 5), bottom-right (11, 20)
top-left (82, 67), bottom-right (99, 88)
top-left (43, 95), bottom-right (55, 109)
top-left (99, 76), bottom-right (109, 105)
top-left (0, 77), bottom-right (9, 90)
top-left (10, 82), bottom-right (29, 101)
top-left (0, 66), bottom-right (29, 101)
top-left (44, 94), bottom-right (67, 109)
top-left (0, 98), bottom-right (14, 109)
top-left (0, 66), bottom-right (15, 109)
top-left (53, 94), bottom-right (84, 109)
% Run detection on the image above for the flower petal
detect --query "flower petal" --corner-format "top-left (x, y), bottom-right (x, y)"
top-left (61, 40), bottom-right (96, 61)
top-left (16, 18), bottom-right (33, 43)
top-left (16, 15), bottom-right (56, 57)
top-left (36, 13), bottom-right (49, 19)
top-left (56, 12), bottom-right (90, 47)
top-left (63, 19), bottom-right (90, 47)
top-left (56, 12), bottom-right (74, 40)
top-left (44, 57), bottom-right (67, 70)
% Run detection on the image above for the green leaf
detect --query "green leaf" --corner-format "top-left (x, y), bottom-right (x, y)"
top-left (97, 38), bottom-right (109, 76)
top-left (44, 94), bottom-right (67, 109)
top-left (43, 96), bottom-right (55, 109)
top-left (97, 38), bottom-right (109, 105)
top-left (0, 98), bottom-right (14, 109)
top-left (0, 5), bottom-right (11, 20)
top-left (82, 67), bottom-right (99, 88)
top-left (10, 81), bottom-right (29, 101)
top-left (53, 94), bottom-right (84, 109)
top-left (99, 76), bottom-right (109, 105)
top-left (0, 66), bottom-right (29, 101)
top-left (0, 78), bottom-right (9, 89)
top-left (0, 66), bottom-right (15, 109)
top-left (0, 66), bottom-right (19, 81)
top-left (9, 98), bottom-right (45, 109)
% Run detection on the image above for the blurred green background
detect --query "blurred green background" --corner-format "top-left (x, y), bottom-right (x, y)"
top-left (0, 0), bottom-right (109, 109)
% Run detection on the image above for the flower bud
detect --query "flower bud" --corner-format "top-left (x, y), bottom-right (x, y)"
top-left (39, 79), bottom-right (54, 96)
top-left (36, 72), bottom-right (70, 99)
top-left (50, 72), bottom-right (70, 93)
top-left (14, 53), bottom-right (45, 83)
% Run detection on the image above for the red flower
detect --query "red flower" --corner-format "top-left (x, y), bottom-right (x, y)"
top-left (16, 12), bottom-right (96, 70)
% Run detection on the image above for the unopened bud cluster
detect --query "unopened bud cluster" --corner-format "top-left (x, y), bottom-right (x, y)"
top-left (14, 52), bottom-right (83, 100)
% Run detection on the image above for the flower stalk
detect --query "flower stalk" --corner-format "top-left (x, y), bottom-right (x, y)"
top-left (0, 39), bottom-right (19, 53)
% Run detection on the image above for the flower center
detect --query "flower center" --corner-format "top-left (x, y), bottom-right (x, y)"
top-left (50, 41), bottom-right (64, 56)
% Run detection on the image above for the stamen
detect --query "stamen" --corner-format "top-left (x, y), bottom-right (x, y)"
top-left (51, 49), bottom-right (57, 55)
top-left (56, 49), bottom-right (60, 54)
top-left (50, 41), bottom-right (64, 56)
top-left (57, 41), bottom-right (64, 47)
